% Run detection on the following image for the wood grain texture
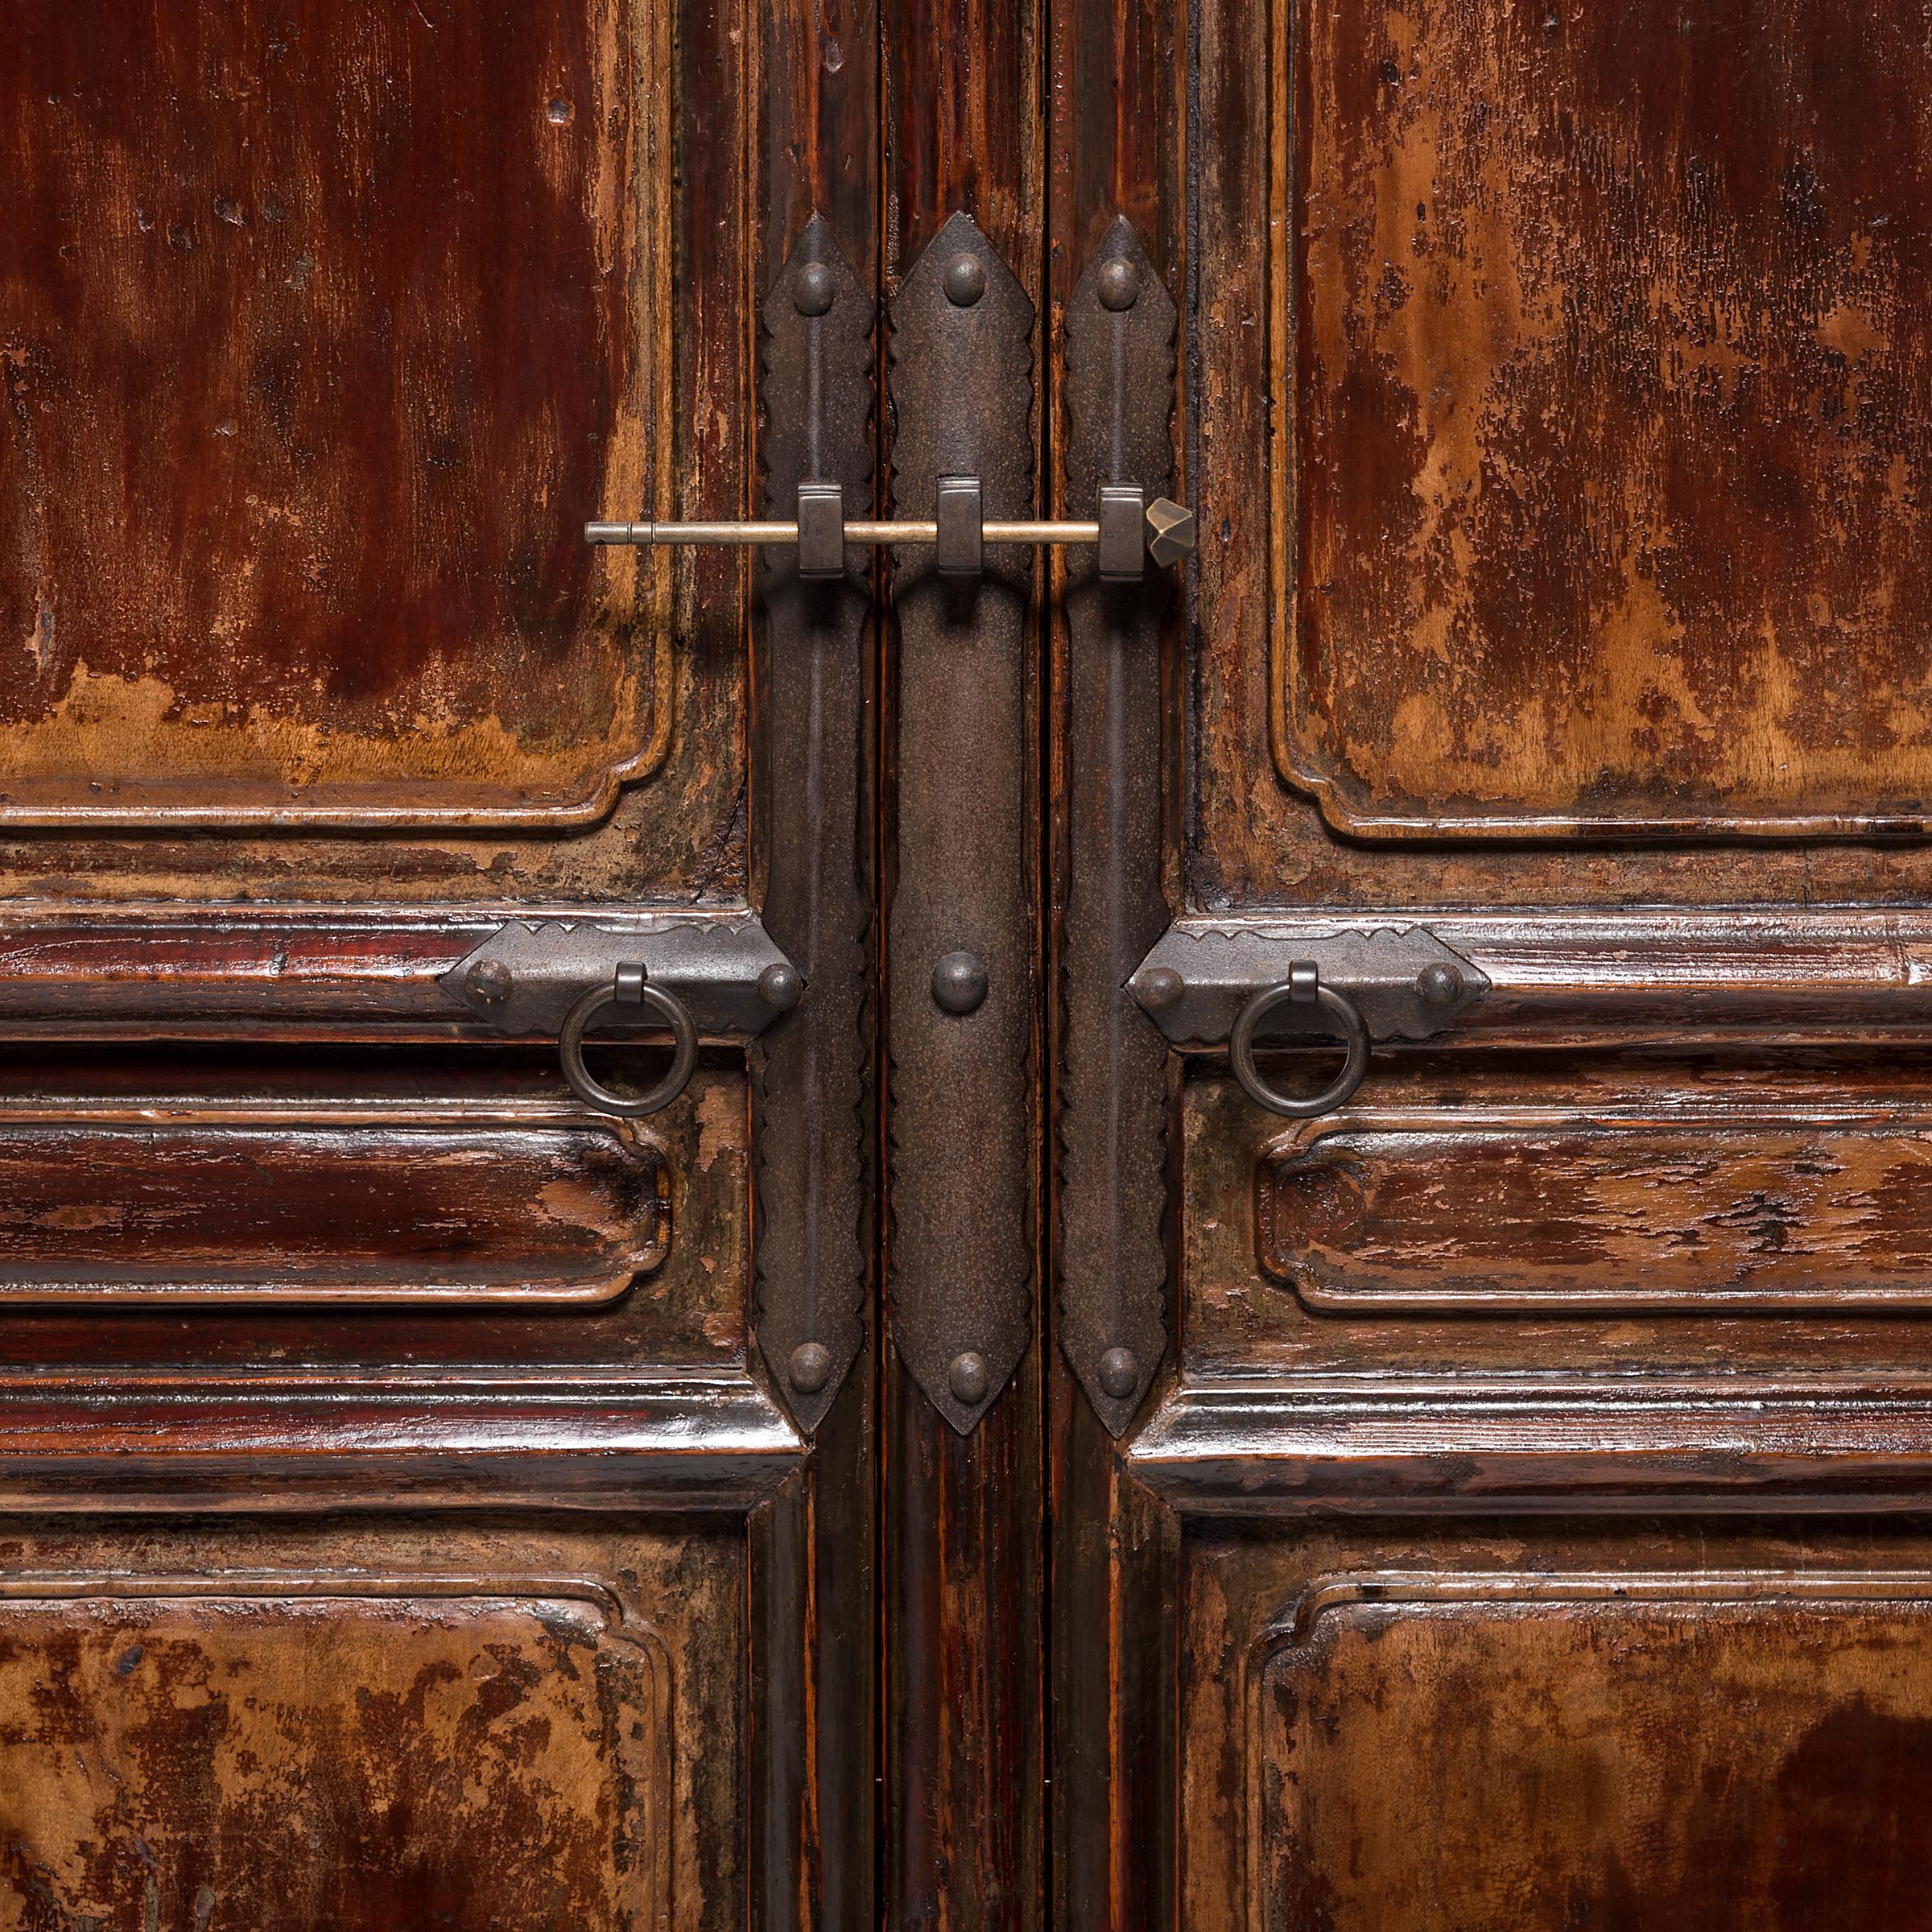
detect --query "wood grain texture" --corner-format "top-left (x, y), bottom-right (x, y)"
top-left (0, 1104), bottom-right (665, 1305)
top-left (883, 1), bottom-right (1046, 1925)
top-left (1262, 1105), bottom-right (1932, 1313)
top-left (1191, 0), bottom-right (1932, 910)
top-left (1286, 0), bottom-right (1932, 839)
top-left (0, 0), bottom-right (665, 829)
top-left (0, 1515), bottom-right (742, 1932)
top-left (0, 1054), bottom-right (743, 1373)
top-left (1191, 1054), bottom-right (1932, 1385)
top-left (0, 0), bottom-right (745, 910)
top-left (1185, 1525), bottom-right (1932, 1932)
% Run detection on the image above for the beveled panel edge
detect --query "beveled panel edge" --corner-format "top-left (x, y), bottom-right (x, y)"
top-left (1128, 1375), bottom-right (1932, 1516)
top-left (0, 1100), bottom-right (667, 1307)
top-left (1259, 1), bottom-right (1932, 846)
top-left (1258, 1100), bottom-right (1932, 1315)
top-left (0, 0), bottom-right (679, 839)
top-left (0, 1369), bottom-right (802, 1511)
top-left (1257, 1567), bottom-right (1932, 1653)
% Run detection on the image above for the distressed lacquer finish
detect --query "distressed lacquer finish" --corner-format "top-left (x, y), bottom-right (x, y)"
top-left (1182, 1527), bottom-right (1932, 1932)
top-left (0, 1101), bottom-right (666, 1306)
top-left (0, 1515), bottom-right (747, 1932)
top-left (0, 0), bottom-right (670, 829)
top-left (1262, 1105), bottom-right (1932, 1313)
top-left (1285, 0), bottom-right (1932, 837)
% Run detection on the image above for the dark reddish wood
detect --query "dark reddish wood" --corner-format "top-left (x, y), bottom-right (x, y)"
top-left (0, 1517), bottom-right (746, 1932)
top-left (1290, 0), bottom-right (1932, 840)
top-left (883, 2), bottom-right (1044, 1927)
top-left (748, 14), bottom-right (879, 1932)
top-left (0, 1104), bottom-right (663, 1305)
top-left (0, 1055), bottom-right (743, 1373)
top-left (1045, 3), bottom-right (1185, 1932)
top-left (1186, 1525), bottom-right (1932, 1932)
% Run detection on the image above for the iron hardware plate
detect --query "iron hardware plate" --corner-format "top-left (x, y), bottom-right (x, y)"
top-left (1059, 219), bottom-right (1179, 1438)
top-left (888, 213), bottom-right (1036, 1434)
top-left (753, 217), bottom-right (875, 1434)
top-left (1129, 922), bottom-right (1490, 1046)
top-left (440, 915), bottom-right (796, 1038)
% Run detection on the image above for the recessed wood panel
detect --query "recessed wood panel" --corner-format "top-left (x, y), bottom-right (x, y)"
top-left (0, 0), bottom-right (667, 829)
top-left (0, 1102), bottom-right (665, 1304)
top-left (1256, 1572), bottom-right (1932, 1930)
top-left (1260, 1107), bottom-right (1932, 1312)
top-left (0, 1580), bottom-right (667, 1929)
top-left (1283, 0), bottom-right (1932, 838)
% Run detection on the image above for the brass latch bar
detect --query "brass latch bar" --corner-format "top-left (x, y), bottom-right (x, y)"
top-left (586, 479), bottom-right (1195, 581)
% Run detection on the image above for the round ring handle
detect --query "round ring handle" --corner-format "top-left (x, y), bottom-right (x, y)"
top-left (559, 963), bottom-right (699, 1117)
top-left (1228, 969), bottom-right (1372, 1120)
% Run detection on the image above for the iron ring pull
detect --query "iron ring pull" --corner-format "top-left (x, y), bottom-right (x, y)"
top-left (1228, 961), bottom-right (1372, 1121)
top-left (559, 961), bottom-right (700, 1117)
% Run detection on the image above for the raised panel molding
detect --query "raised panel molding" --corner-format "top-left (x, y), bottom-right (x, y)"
top-left (1248, 1568), bottom-right (1932, 1931)
top-left (0, 0), bottom-right (672, 832)
top-left (1274, 0), bottom-right (1932, 840)
top-left (0, 1100), bottom-right (667, 1305)
top-left (1261, 1104), bottom-right (1932, 1313)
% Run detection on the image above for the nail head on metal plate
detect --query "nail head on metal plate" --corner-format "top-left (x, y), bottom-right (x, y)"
top-left (931, 950), bottom-right (989, 1014)
top-left (1096, 257), bottom-right (1141, 311)
top-left (943, 252), bottom-right (987, 306)
top-left (793, 260), bottom-right (836, 316)
top-left (948, 1352), bottom-right (990, 1405)
top-left (787, 1342), bottom-right (832, 1394)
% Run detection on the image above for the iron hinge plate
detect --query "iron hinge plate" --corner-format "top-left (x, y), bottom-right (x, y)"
top-left (440, 915), bottom-right (798, 1039)
top-left (1129, 921), bottom-right (1489, 1046)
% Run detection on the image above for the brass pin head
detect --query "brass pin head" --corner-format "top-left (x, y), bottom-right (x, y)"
top-left (1145, 497), bottom-right (1197, 568)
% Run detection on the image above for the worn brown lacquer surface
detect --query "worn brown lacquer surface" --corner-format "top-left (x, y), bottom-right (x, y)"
top-left (0, 1515), bottom-right (744, 1932)
top-left (0, 1104), bottom-right (665, 1305)
top-left (1187, 1054), bottom-right (1932, 1382)
top-left (1261, 1106), bottom-right (1932, 1313)
top-left (0, 0), bottom-right (672, 829)
top-left (1284, 0), bottom-right (1932, 836)
top-left (1184, 1525), bottom-right (1932, 1932)
top-left (0, 1054), bottom-right (745, 1374)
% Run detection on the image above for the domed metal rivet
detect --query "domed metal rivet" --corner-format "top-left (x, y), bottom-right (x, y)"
top-left (1417, 961), bottom-right (1464, 1009)
top-left (794, 261), bottom-right (836, 316)
top-left (759, 961), bottom-right (803, 1013)
top-left (464, 959), bottom-right (514, 1006)
top-left (1133, 965), bottom-right (1183, 1013)
top-left (1098, 1347), bottom-right (1139, 1401)
top-left (948, 1351), bottom-right (989, 1406)
top-left (788, 1341), bottom-right (832, 1394)
top-left (931, 951), bottom-right (989, 1014)
top-left (1096, 257), bottom-right (1141, 312)
top-left (943, 252), bottom-right (986, 307)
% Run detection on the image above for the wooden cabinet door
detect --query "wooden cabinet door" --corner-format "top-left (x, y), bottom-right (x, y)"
top-left (1049, 4), bottom-right (1932, 1930)
top-left (0, 4), bottom-right (874, 1926)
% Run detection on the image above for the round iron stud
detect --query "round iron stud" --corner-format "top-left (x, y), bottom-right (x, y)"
top-left (787, 1342), bottom-right (832, 1394)
top-left (759, 961), bottom-right (803, 1013)
top-left (464, 958), bottom-right (514, 1006)
top-left (948, 1351), bottom-right (990, 1406)
top-left (1133, 965), bottom-right (1183, 1013)
top-left (1098, 1347), bottom-right (1140, 1401)
top-left (1417, 960), bottom-right (1465, 1009)
top-left (942, 252), bottom-right (987, 307)
top-left (1096, 257), bottom-right (1141, 312)
top-left (794, 261), bottom-right (836, 316)
top-left (931, 950), bottom-right (989, 1014)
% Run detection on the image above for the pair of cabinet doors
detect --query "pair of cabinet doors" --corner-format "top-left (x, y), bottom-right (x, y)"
top-left (5, 1), bottom-right (1932, 1926)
